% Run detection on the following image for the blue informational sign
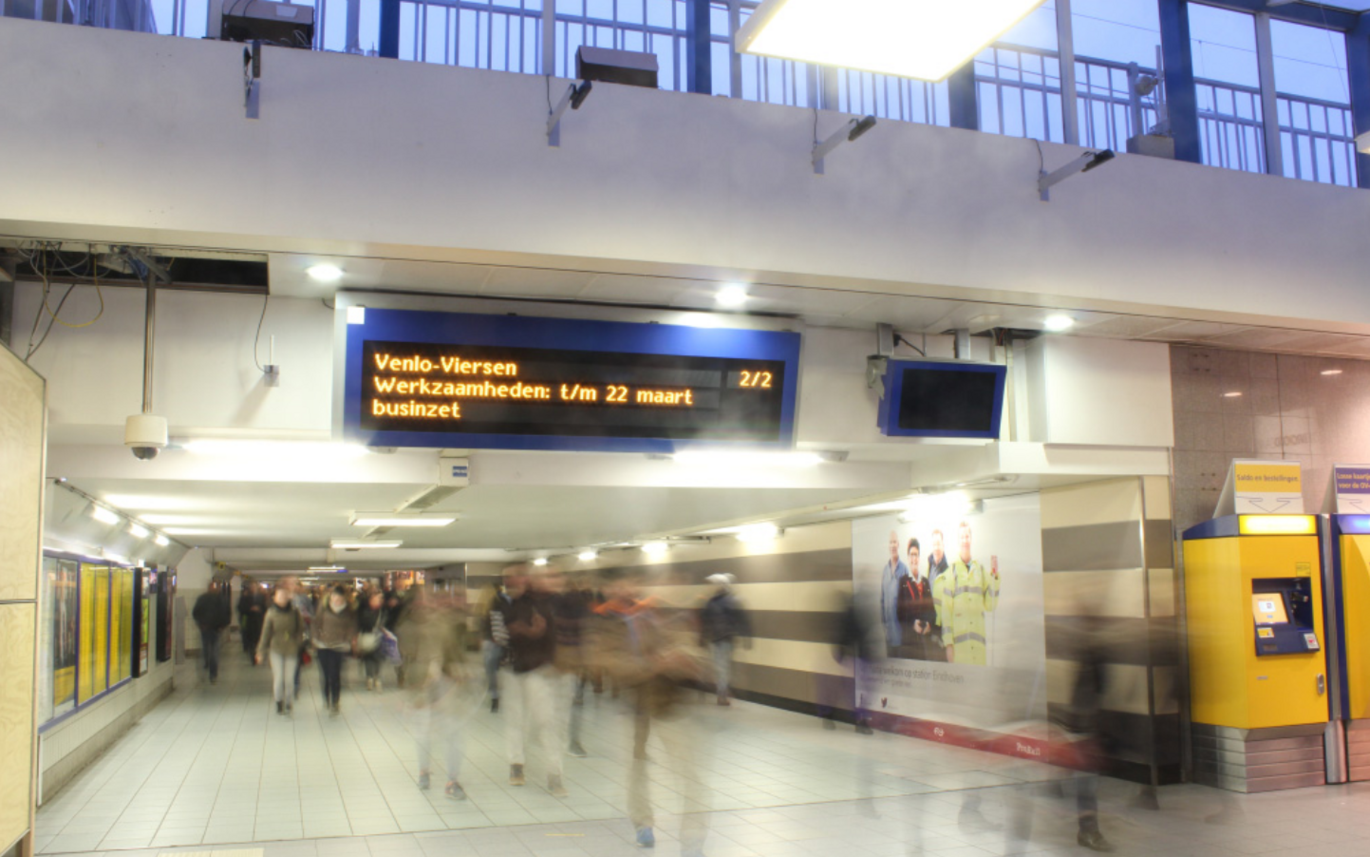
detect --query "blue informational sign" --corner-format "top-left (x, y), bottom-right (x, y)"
top-left (877, 359), bottom-right (1007, 440)
top-left (341, 307), bottom-right (801, 452)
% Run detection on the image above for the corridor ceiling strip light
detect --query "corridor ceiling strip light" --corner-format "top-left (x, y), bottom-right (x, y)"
top-left (154, 534), bottom-right (170, 547)
top-left (671, 451), bottom-right (824, 468)
top-left (306, 263), bottom-right (344, 283)
top-left (737, 523), bottom-right (781, 543)
top-left (737, 0), bottom-right (1048, 83)
top-left (183, 439), bottom-right (371, 459)
top-left (350, 514), bottom-right (457, 527)
top-left (642, 541), bottom-right (670, 557)
top-left (128, 523), bottom-right (150, 539)
top-left (92, 506), bottom-right (121, 525)
top-left (309, 566), bottom-right (345, 572)
top-left (330, 540), bottom-right (402, 549)
top-left (533, 557), bottom-right (549, 567)
top-left (578, 550), bottom-right (598, 562)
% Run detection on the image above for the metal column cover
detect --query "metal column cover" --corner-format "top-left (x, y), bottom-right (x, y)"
top-left (1348, 16), bottom-right (1370, 190)
top-left (948, 62), bottom-right (978, 131)
top-left (379, 0), bottom-right (400, 59)
top-left (1158, 0), bottom-right (1202, 164)
top-left (686, 0), bottom-right (712, 94)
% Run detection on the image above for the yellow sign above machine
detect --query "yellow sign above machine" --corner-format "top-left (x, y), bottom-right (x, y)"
top-left (1215, 459), bottom-right (1304, 517)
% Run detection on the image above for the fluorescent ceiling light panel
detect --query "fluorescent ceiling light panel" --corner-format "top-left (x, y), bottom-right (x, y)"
top-left (128, 523), bottom-right (150, 539)
top-left (532, 557), bottom-right (549, 567)
top-left (578, 550), bottom-right (598, 562)
top-left (350, 513), bottom-right (457, 527)
top-left (309, 565), bottom-right (345, 572)
top-left (184, 439), bottom-right (370, 461)
top-left (154, 534), bottom-right (170, 547)
top-left (91, 505), bottom-right (121, 525)
top-left (738, 0), bottom-right (1047, 82)
top-left (330, 540), bottom-right (402, 549)
top-left (306, 263), bottom-right (344, 283)
top-left (642, 541), bottom-right (670, 557)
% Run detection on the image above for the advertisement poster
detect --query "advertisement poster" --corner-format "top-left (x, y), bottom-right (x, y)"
top-left (52, 559), bottom-right (78, 713)
top-left (852, 494), bottom-right (1047, 736)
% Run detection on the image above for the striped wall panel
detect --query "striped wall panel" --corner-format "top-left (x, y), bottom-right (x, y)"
top-left (1041, 477), bottom-right (1180, 785)
top-left (466, 522), bottom-right (857, 715)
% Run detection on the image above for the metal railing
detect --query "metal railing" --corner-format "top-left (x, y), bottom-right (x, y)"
top-left (977, 43), bottom-right (1356, 187)
top-left (18, 0), bottom-right (1361, 188)
top-left (1278, 93), bottom-right (1358, 187)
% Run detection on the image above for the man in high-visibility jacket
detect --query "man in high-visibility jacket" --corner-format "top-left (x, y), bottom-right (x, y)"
top-left (940, 521), bottom-right (999, 666)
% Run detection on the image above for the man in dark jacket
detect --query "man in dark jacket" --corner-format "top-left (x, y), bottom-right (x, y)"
top-left (192, 582), bottom-right (231, 684)
top-left (700, 573), bottom-right (751, 705)
top-left (237, 582), bottom-right (264, 662)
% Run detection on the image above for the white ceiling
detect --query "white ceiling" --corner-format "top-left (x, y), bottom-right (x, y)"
top-left (270, 254), bottom-right (1370, 360)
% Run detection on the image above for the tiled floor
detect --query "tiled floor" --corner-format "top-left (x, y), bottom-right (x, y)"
top-left (33, 656), bottom-right (1370, 856)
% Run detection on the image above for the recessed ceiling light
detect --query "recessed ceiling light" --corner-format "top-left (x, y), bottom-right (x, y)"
top-left (91, 506), bottom-right (120, 525)
top-left (1223, 391), bottom-right (1243, 398)
top-left (309, 565), bottom-right (345, 572)
top-left (128, 523), bottom-right (150, 539)
top-left (350, 513), bottom-right (457, 527)
top-left (154, 534), bottom-right (170, 547)
top-left (306, 263), bottom-right (344, 283)
top-left (716, 284), bottom-right (749, 308)
top-left (642, 541), bottom-right (670, 557)
top-left (330, 540), bottom-right (402, 550)
top-left (578, 550), bottom-right (598, 562)
top-left (532, 557), bottom-right (549, 567)
top-left (1321, 369), bottom-right (1344, 376)
top-left (736, 523), bottom-right (781, 543)
top-left (1044, 315), bottom-right (1075, 332)
top-left (737, 0), bottom-right (1048, 83)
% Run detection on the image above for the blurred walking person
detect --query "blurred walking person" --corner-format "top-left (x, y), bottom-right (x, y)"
top-left (257, 582), bottom-right (306, 715)
top-left (589, 569), bottom-right (708, 854)
top-left (700, 573), bottom-right (751, 706)
top-left (503, 569), bottom-right (567, 797)
top-left (192, 582), bottom-right (231, 684)
top-left (238, 582), bottom-right (265, 663)
top-left (482, 583), bottom-right (511, 712)
top-left (553, 572), bottom-right (590, 757)
top-left (403, 589), bottom-right (472, 799)
top-left (358, 590), bottom-right (387, 691)
top-left (313, 585), bottom-right (358, 716)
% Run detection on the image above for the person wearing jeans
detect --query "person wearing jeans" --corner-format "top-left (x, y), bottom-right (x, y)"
top-left (257, 583), bottom-right (306, 715)
top-left (313, 585), bottom-right (358, 715)
top-left (482, 584), bottom-right (511, 712)
top-left (192, 583), bottom-right (230, 684)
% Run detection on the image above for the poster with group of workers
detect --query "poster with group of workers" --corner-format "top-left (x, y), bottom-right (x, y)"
top-left (851, 494), bottom-right (1047, 730)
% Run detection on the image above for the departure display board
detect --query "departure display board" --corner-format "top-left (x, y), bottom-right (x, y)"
top-left (341, 307), bottom-right (801, 452)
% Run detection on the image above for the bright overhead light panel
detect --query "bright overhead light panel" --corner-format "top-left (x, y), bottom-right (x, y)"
top-left (330, 540), bottom-right (402, 549)
top-left (737, 0), bottom-right (1048, 82)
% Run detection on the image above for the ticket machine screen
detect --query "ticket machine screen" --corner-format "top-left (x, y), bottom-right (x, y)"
top-left (1252, 578), bottom-right (1318, 657)
top-left (1252, 594), bottom-right (1290, 626)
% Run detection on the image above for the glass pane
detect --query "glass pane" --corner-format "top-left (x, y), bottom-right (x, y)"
top-left (93, 566), bottom-right (110, 696)
top-left (1072, 0), bottom-right (1160, 67)
top-left (998, 0), bottom-right (1057, 51)
top-left (1271, 19), bottom-right (1349, 103)
top-left (1189, 4), bottom-right (1259, 88)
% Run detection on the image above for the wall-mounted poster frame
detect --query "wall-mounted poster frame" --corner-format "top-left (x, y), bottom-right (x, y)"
top-left (44, 552), bottom-right (140, 730)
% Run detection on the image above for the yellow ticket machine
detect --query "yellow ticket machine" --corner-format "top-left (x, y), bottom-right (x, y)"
top-left (1329, 515), bottom-right (1370, 779)
top-left (1183, 515), bottom-right (1328, 792)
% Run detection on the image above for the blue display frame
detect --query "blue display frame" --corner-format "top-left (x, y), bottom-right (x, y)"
top-left (877, 360), bottom-right (1007, 440)
top-left (341, 307), bottom-right (802, 452)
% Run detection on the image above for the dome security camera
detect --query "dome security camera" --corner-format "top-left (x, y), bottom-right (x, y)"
top-left (125, 414), bottom-right (168, 461)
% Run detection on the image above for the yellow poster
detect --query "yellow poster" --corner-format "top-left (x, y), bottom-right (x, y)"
top-left (114, 569), bottom-right (134, 683)
top-left (93, 566), bottom-right (109, 697)
top-left (78, 563), bottom-right (95, 703)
